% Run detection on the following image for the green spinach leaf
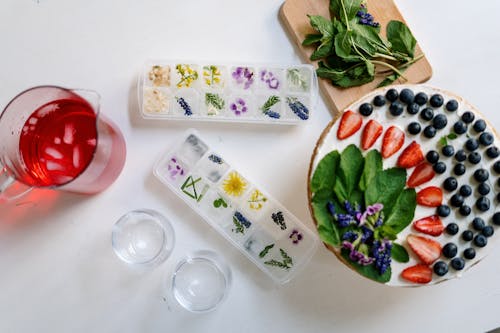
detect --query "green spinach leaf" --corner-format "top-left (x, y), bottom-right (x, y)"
top-left (333, 144), bottom-right (364, 202)
top-left (312, 189), bottom-right (340, 246)
top-left (310, 150), bottom-right (340, 193)
top-left (364, 167), bottom-right (406, 217)
top-left (359, 150), bottom-right (382, 191)
top-left (383, 188), bottom-right (416, 233)
top-left (391, 242), bottom-right (410, 263)
top-left (341, 248), bottom-right (391, 283)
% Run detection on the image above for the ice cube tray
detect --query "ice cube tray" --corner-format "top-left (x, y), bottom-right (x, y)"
top-left (153, 130), bottom-right (319, 284)
top-left (139, 61), bottom-right (317, 124)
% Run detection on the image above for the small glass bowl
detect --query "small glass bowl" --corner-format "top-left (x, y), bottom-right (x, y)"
top-left (171, 250), bottom-right (232, 313)
top-left (111, 209), bottom-right (175, 268)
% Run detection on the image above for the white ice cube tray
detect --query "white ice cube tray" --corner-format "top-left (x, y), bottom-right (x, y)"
top-left (153, 130), bottom-right (319, 284)
top-left (139, 61), bottom-right (317, 124)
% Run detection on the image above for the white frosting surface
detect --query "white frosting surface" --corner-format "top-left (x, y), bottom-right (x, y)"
top-left (310, 84), bottom-right (500, 287)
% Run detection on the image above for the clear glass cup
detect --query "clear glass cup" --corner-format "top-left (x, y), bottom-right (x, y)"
top-left (0, 85), bottom-right (126, 201)
top-left (171, 250), bottom-right (232, 313)
top-left (112, 209), bottom-right (175, 268)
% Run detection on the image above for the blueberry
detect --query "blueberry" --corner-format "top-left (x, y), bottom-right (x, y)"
top-left (479, 132), bottom-right (494, 146)
top-left (493, 212), bottom-right (500, 225)
top-left (462, 230), bottom-right (473, 241)
top-left (445, 99), bottom-right (459, 112)
top-left (446, 223), bottom-right (459, 235)
top-left (474, 169), bottom-right (489, 182)
top-left (461, 111), bottom-right (475, 124)
top-left (399, 88), bottom-right (414, 104)
top-left (453, 121), bottom-right (467, 135)
top-left (433, 261), bottom-right (448, 276)
top-left (454, 149), bottom-right (466, 162)
top-left (437, 205), bottom-right (451, 217)
top-left (450, 194), bottom-right (464, 207)
top-left (386, 88), bottom-right (399, 102)
top-left (473, 119), bottom-right (486, 133)
top-left (426, 150), bottom-right (440, 164)
top-left (442, 243), bottom-right (458, 258)
top-left (407, 122), bottom-right (421, 135)
top-left (473, 234), bottom-right (487, 247)
top-left (389, 101), bottom-right (404, 116)
top-left (373, 95), bottom-right (386, 107)
top-left (486, 146), bottom-right (499, 158)
top-left (476, 197), bottom-right (490, 212)
top-left (423, 125), bottom-right (437, 138)
top-left (463, 248), bottom-right (476, 260)
top-left (420, 107), bottom-right (434, 121)
top-left (468, 152), bottom-right (481, 164)
top-left (472, 217), bottom-right (485, 231)
top-left (453, 163), bottom-right (466, 176)
top-left (359, 103), bottom-right (373, 116)
top-left (443, 177), bottom-right (458, 191)
top-left (433, 162), bottom-right (446, 174)
top-left (441, 145), bottom-right (454, 157)
top-left (465, 138), bottom-right (479, 151)
top-left (407, 102), bottom-right (420, 115)
top-left (414, 92), bottom-right (428, 105)
top-left (451, 257), bottom-right (465, 270)
top-left (494, 161), bottom-right (500, 173)
top-left (482, 226), bottom-right (494, 237)
top-left (430, 94), bottom-right (444, 107)
top-left (459, 205), bottom-right (471, 216)
top-left (433, 114), bottom-right (448, 129)
top-left (478, 182), bottom-right (490, 195)
top-left (459, 185), bottom-right (472, 197)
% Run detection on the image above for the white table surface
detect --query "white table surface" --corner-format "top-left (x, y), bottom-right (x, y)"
top-left (1, 0), bottom-right (499, 332)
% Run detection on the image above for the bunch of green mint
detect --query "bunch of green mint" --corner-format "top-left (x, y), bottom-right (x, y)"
top-left (303, 0), bottom-right (423, 88)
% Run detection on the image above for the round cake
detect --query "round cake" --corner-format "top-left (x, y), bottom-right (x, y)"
top-left (308, 84), bottom-right (500, 286)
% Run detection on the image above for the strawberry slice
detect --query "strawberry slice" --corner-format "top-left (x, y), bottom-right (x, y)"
top-left (407, 163), bottom-right (435, 187)
top-left (361, 119), bottom-right (383, 150)
top-left (337, 110), bottom-right (362, 140)
top-left (413, 215), bottom-right (444, 236)
top-left (397, 141), bottom-right (424, 168)
top-left (381, 126), bottom-right (405, 158)
top-left (407, 234), bottom-right (442, 265)
top-left (401, 264), bottom-right (432, 284)
top-left (416, 186), bottom-right (443, 207)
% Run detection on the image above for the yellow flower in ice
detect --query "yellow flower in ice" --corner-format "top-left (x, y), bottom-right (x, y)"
top-left (248, 189), bottom-right (267, 210)
top-left (222, 172), bottom-right (247, 197)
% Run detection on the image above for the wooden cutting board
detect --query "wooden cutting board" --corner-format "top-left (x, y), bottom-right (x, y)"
top-left (279, 0), bottom-right (432, 117)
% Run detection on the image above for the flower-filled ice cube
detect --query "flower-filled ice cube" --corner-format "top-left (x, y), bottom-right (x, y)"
top-left (231, 67), bottom-right (254, 90)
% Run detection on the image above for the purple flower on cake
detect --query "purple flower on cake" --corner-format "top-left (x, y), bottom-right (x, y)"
top-left (358, 203), bottom-right (383, 226)
top-left (260, 70), bottom-right (279, 89)
top-left (342, 241), bottom-right (374, 266)
top-left (232, 67), bottom-right (254, 89)
top-left (230, 98), bottom-right (248, 116)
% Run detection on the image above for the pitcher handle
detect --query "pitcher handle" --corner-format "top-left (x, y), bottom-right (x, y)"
top-left (0, 165), bottom-right (32, 202)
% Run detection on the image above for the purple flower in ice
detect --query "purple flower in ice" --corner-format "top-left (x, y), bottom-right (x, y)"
top-left (260, 70), bottom-right (279, 89)
top-left (232, 67), bottom-right (254, 89)
top-left (230, 97), bottom-right (248, 116)
top-left (167, 157), bottom-right (184, 180)
top-left (289, 229), bottom-right (303, 244)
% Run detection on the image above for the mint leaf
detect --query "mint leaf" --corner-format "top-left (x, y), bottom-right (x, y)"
top-left (391, 243), bottom-right (409, 263)
top-left (383, 188), bottom-right (416, 233)
top-left (310, 150), bottom-right (340, 193)
top-left (330, 0), bottom-right (364, 25)
top-left (340, 248), bottom-right (391, 283)
top-left (311, 189), bottom-right (340, 246)
top-left (334, 144), bottom-right (364, 203)
top-left (448, 133), bottom-right (458, 140)
top-left (302, 33), bottom-right (322, 46)
top-left (359, 150), bottom-right (382, 191)
top-left (364, 167), bottom-right (406, 217)
top-left (308, 15), bottom-right (334, 39)
top-left (334, 30), bottom-right (352, 59)
top-left (439, 136), bottom-right (448, 146)
top-left (386, 20), bottom-right (416, 57)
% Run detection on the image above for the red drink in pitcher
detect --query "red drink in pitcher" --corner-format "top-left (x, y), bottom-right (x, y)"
top-left (19, 97), bottom-right (98, 187)
top-left (0, 86), bottom-right (126, 200)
